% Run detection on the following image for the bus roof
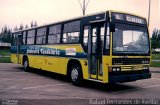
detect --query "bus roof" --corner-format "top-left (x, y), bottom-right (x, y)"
top-left (12, 10), bottom-right (146, 33)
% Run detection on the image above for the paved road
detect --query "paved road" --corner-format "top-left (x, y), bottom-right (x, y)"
top-left (0, 63), bottom-right (160, 105)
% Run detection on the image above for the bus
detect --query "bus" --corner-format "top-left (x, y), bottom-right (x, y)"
top-left (11, 11), bottom-right (151, 85)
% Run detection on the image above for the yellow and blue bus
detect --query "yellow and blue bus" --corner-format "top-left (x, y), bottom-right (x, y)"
top-left (11, 11), bottom-right (151, 85)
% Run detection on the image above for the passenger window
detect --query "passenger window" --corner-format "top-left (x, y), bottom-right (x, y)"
top-left (23, 31), bottom-right (26, 45)
top-left (36, 27), bottom-right (46, 44)
top-left (48, 24), bottom-right (61, 44)
top-left (62, 21), bottom-right (80, 43)
top-left (27, 30), bottom-right (35, 44)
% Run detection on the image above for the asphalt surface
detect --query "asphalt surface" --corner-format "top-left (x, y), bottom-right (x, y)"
top-left (0, 63), bottom-right (160, 105)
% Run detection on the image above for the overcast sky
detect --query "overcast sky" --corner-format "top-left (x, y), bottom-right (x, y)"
top-left (0, 0), bottom-right (160, 35)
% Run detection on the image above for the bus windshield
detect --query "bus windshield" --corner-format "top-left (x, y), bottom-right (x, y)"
top-left (112, 23), bottom-right (150, 55)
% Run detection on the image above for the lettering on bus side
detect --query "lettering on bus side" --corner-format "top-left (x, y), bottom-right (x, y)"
top-left (40, 48), bottom-right (60, 55)
top-left (65, 48), bottom-right (76, 56)
top-left (27, 49), bottom-right (39, 54)
top-left (27, 47), bottom-right (60, 56)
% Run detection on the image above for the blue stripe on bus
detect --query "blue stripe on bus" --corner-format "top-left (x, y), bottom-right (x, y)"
top-left (10, 45), bottom-right (87, 58)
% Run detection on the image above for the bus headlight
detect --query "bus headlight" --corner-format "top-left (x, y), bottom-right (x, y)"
top-left (113, 68), bottom-right (117, 72)
top-left (143, 66), bottom-right (149, 70)
top-left (117, 68), bottom-right (120, 71)
top-left (108, 67), bottom-right (121, 72)
top-left (142, 60), bottom-right (150, 64)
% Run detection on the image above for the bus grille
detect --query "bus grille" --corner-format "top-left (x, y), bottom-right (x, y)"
top-left (109, 70), bottom-right (150, 76)
top-left (112, 58), bottom-right (150, 65)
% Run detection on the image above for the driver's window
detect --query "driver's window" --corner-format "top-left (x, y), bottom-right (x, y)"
top-left (106, 26), bottom-right (110, 49)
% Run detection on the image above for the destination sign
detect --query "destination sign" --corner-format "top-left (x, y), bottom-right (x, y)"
top-left (126, 15), bottom-right (145, 24)
top-left (112, 12), bottom-right (146, 24)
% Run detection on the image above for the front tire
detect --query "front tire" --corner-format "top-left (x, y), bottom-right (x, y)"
top-left (69, 64), bottom-right (83, 86)
top-left (23, 58), bottom-right (30, 72)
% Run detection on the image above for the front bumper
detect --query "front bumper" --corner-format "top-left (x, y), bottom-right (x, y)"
top-left (109, 73), bottom-right (151, 83)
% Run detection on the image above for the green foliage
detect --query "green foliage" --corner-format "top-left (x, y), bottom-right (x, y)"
top-left (31, 21), bottom-right (37, 28)
top-left (152, 53), bottom-right (160, 60)
top-left (151, 28), bottom-right (160, 49)
top-left (25, 24), bottom-right (29, 29)
top-left (0, 21), bottom-right (38, 43)
top-left (19, 23), bottom-right (24, 30)
top-left (151, 61), bottom-right (160, 67)
top-left (0, 49), bottom-right (10, 56)
top-left (0, 57), bottom-right (11, 63)
top-left (151, 54), bottom-right (160, 67)
top-left (0, 26), bottom-right (12, 43)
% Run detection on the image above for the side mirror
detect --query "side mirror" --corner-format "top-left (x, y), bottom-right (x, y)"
top-left (110, 16), bottom-right (115, 32)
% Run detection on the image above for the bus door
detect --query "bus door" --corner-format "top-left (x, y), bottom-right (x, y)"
top-left (16, 34), bottom-right (22, 64)
top-left (88, 23), bottom-right (104, 80)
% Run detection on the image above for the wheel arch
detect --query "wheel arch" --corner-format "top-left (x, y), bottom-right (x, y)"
top-left (67, 59), bottom-right (83, 78)
top-left (22, 55), bottom-right (28, 65)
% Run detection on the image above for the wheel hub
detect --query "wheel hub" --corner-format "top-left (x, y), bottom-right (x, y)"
top-left (71, 68), bottom-right (78, 82)
top-left (24, 60), bottom-right (28, 68)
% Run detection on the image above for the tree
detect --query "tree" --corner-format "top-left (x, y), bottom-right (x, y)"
top-left (151, 28), bottom-right (160, 49)
top-left (30, 21), bottom-right (38, 28)
top-left (0, 26), bottom-right (12, 43)
top-left (31, 21), bottom-right (34, 28)
top-left (157, 30), bottom-right (160, 48)
top-left (14, 26), bottom-right (18, 32)
top-left (19, 23), bottom-right (24, 30)
top-left (25, 24), bottom-right (29, 29)
top-left (34, 21), bottom-right (37, 27)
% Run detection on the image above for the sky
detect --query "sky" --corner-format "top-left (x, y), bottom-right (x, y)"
top-left (0, 0), bottom-right (160, 35)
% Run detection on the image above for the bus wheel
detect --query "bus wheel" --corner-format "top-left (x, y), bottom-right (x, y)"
top-left (23, 58), bottom-right (29, 72)
top-left (70, 64), bottom-right (83, 86)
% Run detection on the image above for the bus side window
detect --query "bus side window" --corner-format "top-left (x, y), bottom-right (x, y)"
top-left (13, 33), bottom-right (23, 45)
top-left (83, 26), bottom-right (89, 52)
top-left (48, 24), bottom-right (61, 44)
top-left (11, 34), bottom-right (16, 45)
top-left (36, 27), bottom-right (46, 44)
top-left (19, 35), bottom-right (23, 45)
top-left (62, 20), bottom-right (80, 43)
top-left (23, 31), bottom-right (26, 45)
top-left (27, 30), bottom-right (35, 45)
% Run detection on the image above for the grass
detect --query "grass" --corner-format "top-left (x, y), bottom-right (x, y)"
top-left (0, 48), bottom-right (11, 63)
top-left (0, 57), bottom-right (11, 63)
top-left (151, 53), bottom-right (160, 67)
top-left (151, 61), bottom-right (160, 67)
top-left (152, 53), bottom-right (160, 60)
top-left (0, 49), bottom-right (10, 56)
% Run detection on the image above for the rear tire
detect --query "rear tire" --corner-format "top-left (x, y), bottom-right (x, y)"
top-left (23, 58), bottom-right (30, 72)
top-left (69, 64), bottom-right (83, 86)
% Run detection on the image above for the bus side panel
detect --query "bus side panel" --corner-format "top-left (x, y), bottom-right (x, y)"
top-left (27, 55), bottom-right (45, 69)
top-left (45, 56), bottom-right (61, 74)
top-left (59, 58), bottom-right (69, 75)
top-left (102, 56), bottom-right (112, 83)
top-left (11, 54), bottom-right (18, 64)
top-left (79, 59), bottom-right (88, 80)
top-left (11, 46), bottom-right (18, 64)
top-left (27, 55), bottom-right (35, 69)
top-left (19, 54), bottom-right (23, 64)
top-left (36, 55), bottom-right (45, 69)
top-left (59, 58), bottom-right (89, 80)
